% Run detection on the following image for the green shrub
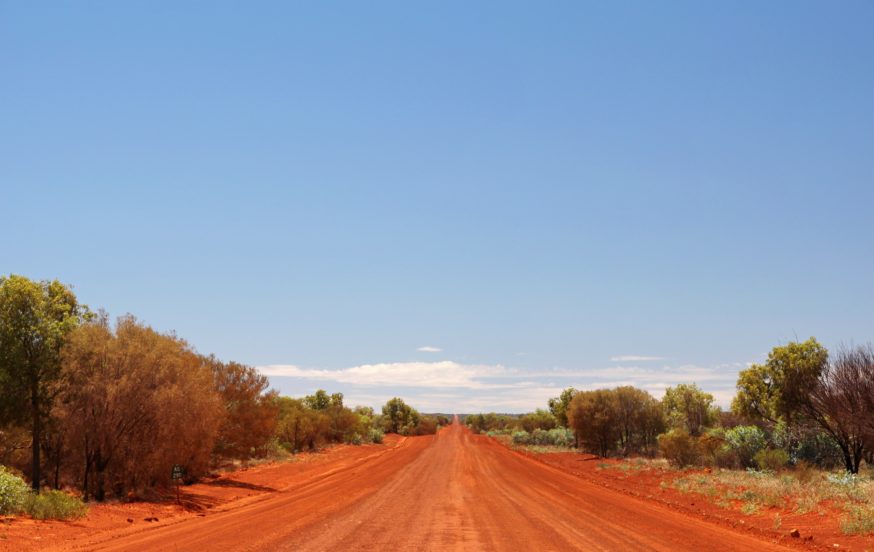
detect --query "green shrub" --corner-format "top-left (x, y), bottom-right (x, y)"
top-left (548, 428), bottom-right (574, 447)
top-left (23, 490), bottom-right (87, 520)
top-left (347, 433), bottom-right (363, 446)
top-left (531, 429), bottom-right (553, 446)
top-left (724, 425), bottom-right (766, 469)
top-left (511, 428), bottom-right (573, 447)
top-left (755, 448), bottom-right (789, 471)
top-left (369, 428), bottom-right (384, 444)
top-left (658, 429), bottom-right (700, 468)
top-left (841, 504), bottom-right (874, 535)
top-left (0, 466), bottom-right (29, 515)
top-left (512, 431), bottom-right (531, 445)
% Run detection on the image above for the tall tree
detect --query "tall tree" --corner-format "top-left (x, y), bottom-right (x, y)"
top-left (381, 397), bottom-right (417, 433)
top-left (805, 346), bottom-right (873, 473)
top-left (567, 389), bottom-right (620, 457)
top-left (732, 338), bottom-right (827, 424)
top-left (57, 315), bottom-right (222, 499)
top-left (662, 383), bottom-right (714, 437)
top-left (206, 356), bottom-right (279, 459)
top-left (732, 338), bottom-right (872, 473)
top-left (547, 388), bottom-right (577, 428)
top-left (0, 275), bottom-right (87, 491)
top-left (613, 386), bottom-right (665, 454)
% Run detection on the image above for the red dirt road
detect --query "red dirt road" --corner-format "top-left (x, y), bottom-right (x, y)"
top-left (56, 421), bottom-right (796, 551)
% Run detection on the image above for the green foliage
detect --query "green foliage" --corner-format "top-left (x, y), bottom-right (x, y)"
top-left (511, 428), bottom-right (574, 447)
top-left (662, 383), bottom-right (715, 436)
top-left (519, 409), bottom-right (557, 432)
top-left (547, 388), bottom-right (577, 427)
top-left (755, 448), bottom-right (789, 471)
top-left (304, 390), bottom-right (344, 411)
top-left (275, 397), bottom-right (329, 452)
top-left (795, 429), bottom-right (844, 468)
top-left (381, 398), bottom-right (419, 434)
top-left (465, 413), bottom-right (519, 434)
top-left (0, 275), bottom-right (89, 490)
top-left (841, 504), bottom-right (874, 535)
top-left (771, 421), bottom-right (843, 468)
top-left (732, 339), bottom-right (874, 473)
top-left (0, 466), bottom-right (28, 514)
top-left (548, 428), bottom-right (575, 447)
top-left (732, 338), bottom-right (827, 424)
top-left (724, 425), bottom-right (766, 468)
top-left (369, 428), bottom-right (384, 444)
top-left (658, 429), bottom-right (701, 468)
top-left (23, 490), bottom-right (87, 520)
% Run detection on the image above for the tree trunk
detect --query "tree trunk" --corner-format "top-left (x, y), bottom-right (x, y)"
top-left (30, 377), bottom-right (41, 492)
top-left (840, 444), bottom-right (856, 474)
top-left (54, 455), bottom-right (61, 490)
top-left (96, 459), bottom-right (106, 502)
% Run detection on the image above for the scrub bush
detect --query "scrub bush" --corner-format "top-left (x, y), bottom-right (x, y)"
top-left (0, 466), bottom-right (28, 514)
top-left (658, 429), bottom-right (700, 468)
top-left (24, 490), bottom-right (87, 520)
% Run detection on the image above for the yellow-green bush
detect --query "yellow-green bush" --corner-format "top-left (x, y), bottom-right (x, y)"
top-left (24, 490), bottom-right (87, 520)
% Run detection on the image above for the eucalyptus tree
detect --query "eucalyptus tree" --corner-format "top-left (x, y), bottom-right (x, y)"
top-left (0, 275), bottom-right (88, 491)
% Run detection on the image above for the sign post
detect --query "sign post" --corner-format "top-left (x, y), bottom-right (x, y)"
top-left (171, 464), bottom-right (184, 504)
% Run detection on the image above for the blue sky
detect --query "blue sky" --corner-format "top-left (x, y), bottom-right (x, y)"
top-left (2, 2), bottom-right (873, 412)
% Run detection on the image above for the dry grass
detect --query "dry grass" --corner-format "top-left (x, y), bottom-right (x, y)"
top-left (597, 457), bottom-right (673, 472)
top-left (666, 468), bottom-right (874, 533)
top-left (491, 434), bottom-right (574, 454)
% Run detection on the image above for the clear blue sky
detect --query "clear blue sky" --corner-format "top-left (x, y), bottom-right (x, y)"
top-left (2, 1), bottom-right (873, 412)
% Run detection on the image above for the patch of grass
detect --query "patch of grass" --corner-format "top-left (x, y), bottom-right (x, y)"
top-left (669, 467), bottom-right (874, 519)
top-left (841, 504), bottom-right (874, 535)
top-left (24, 491), bottom-right (88, 520)
top-left (773, 513), bottom-right (782, 529)
top-left (741, 502), bottom-right (759, 515)
top-left (598, 458), bottom-right (672, 472)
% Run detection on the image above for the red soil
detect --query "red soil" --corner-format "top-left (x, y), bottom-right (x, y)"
top-left (0, 422), bottom-right (844, 551)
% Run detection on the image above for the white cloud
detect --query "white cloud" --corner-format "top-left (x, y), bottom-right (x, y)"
top-left (258, 358), bottom-right (752, 411)
top-left (610, 355), bottom-right (664, 362)
top-left (258, 361), bottom-right (517, 390)
top-left (417, 346), bottom-right (442, 353)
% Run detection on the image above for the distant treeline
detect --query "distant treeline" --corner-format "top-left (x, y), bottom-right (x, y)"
top-left (467, 338), bottom-right (874, 474)
top-left (0, 275), bottom-right (441, 501)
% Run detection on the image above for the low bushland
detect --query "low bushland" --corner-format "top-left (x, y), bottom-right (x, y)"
top-left (0, 467), bottom-right (86, 520)
top-left (512, 428), bottom-right (574, 448)
top-left (667, 467), bottom-right (874, 534)
top-left (24, 490), bottom-right (88, 520)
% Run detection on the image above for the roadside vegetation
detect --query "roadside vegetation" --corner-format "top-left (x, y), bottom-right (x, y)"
top-left (467, 338), bottom-right (874, 534)
top-left (0, 274), bottom-right (437, 514)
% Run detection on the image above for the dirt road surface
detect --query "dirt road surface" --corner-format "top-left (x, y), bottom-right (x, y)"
top-left (58, 420), bottom-right (796, 551)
